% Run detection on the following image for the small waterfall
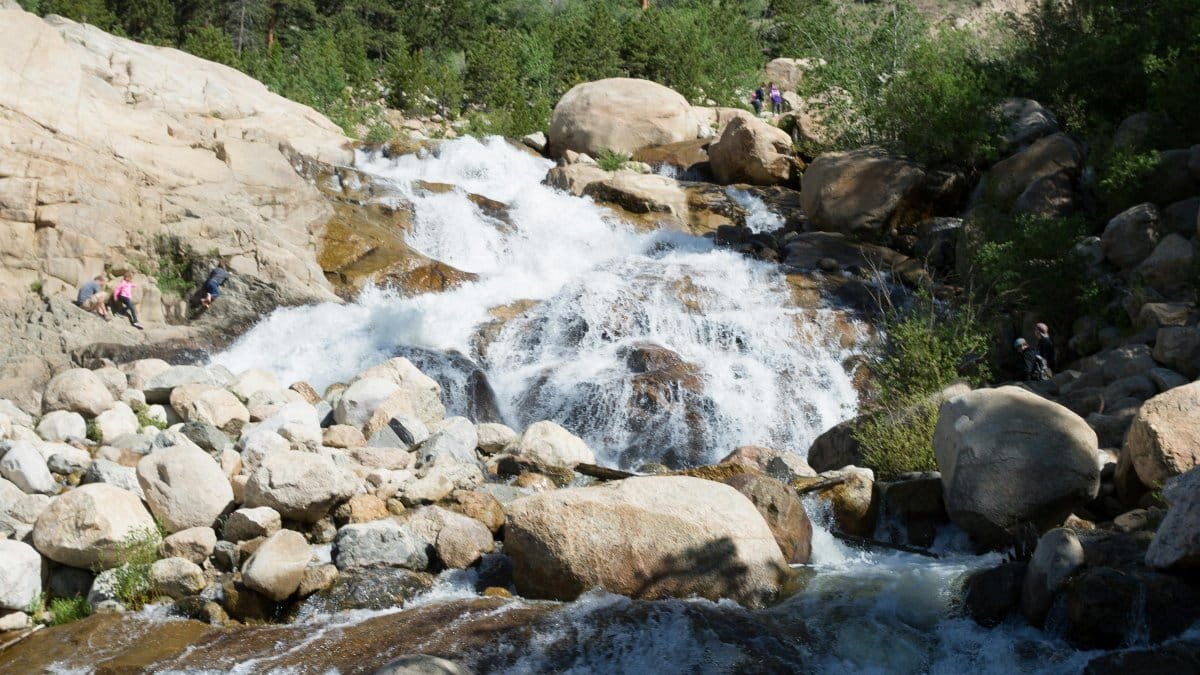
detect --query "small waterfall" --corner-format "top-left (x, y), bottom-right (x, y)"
top-left (725, 187), bottom-right (784, 233)
top-left (215, 136), bottom-right (863, 468)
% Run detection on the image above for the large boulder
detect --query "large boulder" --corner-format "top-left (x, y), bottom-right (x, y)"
top-left (136, 444), bottom-right (234, 533)
top-left (1135, 234), bottom-right (1195, 294)
top-left (41, 368), bottom-right (114, 416)
top-left (933, 386), bottom-right (1100, 546)
top-left (1101, 203), bottom-right (1163, 270)
top-left (510, 421), bottom-right (595, 469)
top-left (0, 539), bottom-right (41, 611)
top-left (355, 358), bottom-right (447, 427)
top-left (980, 132), bottom-right (1084, 208)
top-left (0, 441), bottom-right (56, 494)
top-left (241, 529), bottom-right (312, 601)
top-left (763, 57), bottom-right (821, 94)
top-left (243, 452), bottom-right (358, 523)
top-left (708, 115), bottom-right (796, 186)
top-left (32, 483), bottom-right (159, 569)
top-left (504, 476), bottom-right (789, 607)
top-left (35, 410), bottom-right (86, 442)
top-left (1146, 467), bottom-right (1200, 570)
top-left (334, 377), bottom-right (401, 430)
top-left (722, 473), bottom-right (812, 564)
top-left (1021, 528), bottom-right (1085, 627)
top-left (333, 519), bottom-right (429, 571)
top-left (547, 78), bottom-right (698, 159)
top-left (169, 384), bottom-right (250, 433)
top-left (414, 417), bottom-right (478, 469)
top-left (799, 147), bottom-right (926, 240)
top-left (1126, 382), bottom-right (1200, 488)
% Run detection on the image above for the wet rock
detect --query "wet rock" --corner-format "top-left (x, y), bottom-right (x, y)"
top-left (296, 564), bottom-right (338, 597)
top-left (934, 386), bottom-right (1100, 546)
top-left (375, 655), bottom-right (470, 675)
top-left (723, 473), bottom-right (811, 564)
top-left (1063, 567), bottom-right (1141, 650)
top-left (242, 530), bottom-right (312, 601)
top-left (806, 417), bottom-right (865, 473)
top-left (288, 564), bottom-right (434, 619)
top-left (42, 368), bottom-right (114, 417)
top-left (333, 519), bottom-right (429, 571)
top-left (963, 561), bottom-right (1026, 627)
top-left (1021, 528), bottom-right (1085, 627)
top-left (33, 483), bottom-right (159, 569)
top-left (876, 473), bottom-right (946, 548)
top-left (797, 466), bottom-right (877, 537)
top-left (137, 443), bottom-right (234, 532)
top-left (1083, 639), bottom-right (1200, 674)
top-left (1126, 382), bottom-right (1200, 487)
top-left (505, 476), bottom-right (790, 607)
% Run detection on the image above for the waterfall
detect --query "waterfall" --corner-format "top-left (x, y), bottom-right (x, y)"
top-left (215, 136), bottom-right (863, 468)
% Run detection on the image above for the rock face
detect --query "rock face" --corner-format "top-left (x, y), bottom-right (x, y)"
top-left (547, 79), bottom-right (698, 159)
top-left (504, 476), bottom-right (789, 607)
top-left (799, 148), bottom-right (926, 240)
top-left (137, 444), bottom-right (235, 533)
top-left (32, 483), bottom-right (159, 569)
top-left (1146, 467), bottom-right (1200, 570)
top-left (934, 386), bottom-right (1100, 546)
top-left (708, 115), bottom-right (796, 186)
top-left (1126, 382), bottom-right (1200, 487)
top-left (244, 452), bottom-right (358, 523)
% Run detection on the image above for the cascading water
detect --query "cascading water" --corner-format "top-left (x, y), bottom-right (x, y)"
top-left (215, 136), bottom-right (862, 468)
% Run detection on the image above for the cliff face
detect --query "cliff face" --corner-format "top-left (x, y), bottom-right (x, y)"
top-left (0, 4), bottom-right (354, 408)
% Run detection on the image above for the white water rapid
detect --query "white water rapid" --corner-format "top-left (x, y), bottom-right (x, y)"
top-left (215, 136), bottom-right (862, 468)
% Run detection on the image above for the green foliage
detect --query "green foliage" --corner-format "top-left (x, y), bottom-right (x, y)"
top-left (29, 279), bottom-right (43, 294)
top-left (105, 526), bottom-right (161, 610)
top-left (25, 591), bottom-right (46, 618)
top-left (48, 596), bottom-right (91, 626)
top-left (364, 122), bottom-right (394, 144)
top-left (786, 0), bottom-right (998, 164)
top-left (148, 234), bottom-right (201, 298)
top-left (1097, 150), bottom-right (1160, 216)
top-left (182, 25), bottom-right (240, 68)
top-left (972, 212), bottom-right (1097, 320)
top-left (596, 148), bottom-right (630, 172)
top-left (131, 400), bottom-right (167, 430)
top-left (85, 417), bottom-right (101, 443)
top-left (855, 289), bottom-right (991, 478)
top-left (39, 0), bottom-right (119, 32)
top-left (1001, 0), bottom-right (1200, 140)
top-left (17, 0), bottom-right (41, 11)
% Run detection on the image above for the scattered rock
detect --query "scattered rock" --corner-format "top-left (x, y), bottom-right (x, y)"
top-left (243, 452), bottom-right (358, 523)
top-left (547, 78), bottom-right (698, 159)
top-left (36, 410), bottom-right (86, 442)
top-left (0, 441), bottom-right (57, 494)
top-left (150, 557), bottom-right (206, 600)
top-left (241, 530), bottom-right (312, 602)
top-left (42, 368), bottom-right (114, 417)
top-left (708, 115), bottom-right (796, 186)
top-left (475, 423), bottom-right (517, 455)
top-left (0, 539), bottom-right (41, 611)
top-left (1146, 468), bottom-right (1200, 570)
top-left (160, 527), bottom-right (217, 566)
top-left (1101, 203), bottom-right (1162, 270)
top-left (223, 506), bottom-right (282, 543)
top-left (510, 420), bottom-right (595, 469)
top-left (1021, 528), bottom-right (1085, 627)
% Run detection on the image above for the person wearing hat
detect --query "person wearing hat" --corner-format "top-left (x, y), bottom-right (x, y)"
top-left (1014, 337), bottom-right (1050, 381)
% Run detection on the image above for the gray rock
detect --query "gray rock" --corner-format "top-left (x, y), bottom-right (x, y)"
top-left (137, 444), bottom-right (234, 532)
top-left (368, 413), bottom-right (429, 450)
top-left (160, 527), bottom-right (217, 565)
top-left (82, 459), bottom-right (143, 498)
top-left (35, 410), bottom-right (86, 442)
top-left (0, 441), bottom-right (56, 494)
top-left (1147, 468), bottom-right (1200, 570)
top-left (333, 520), bottom-right (429, 571)
top-left (1101, 203), bottom-right (1162, 270)
top-left (180, 421), bottom-right (232, 457)
top-left (414, 417), bottom-right (478, 469)
top-left (243, 452), bottom-right (359, 523)
top-left (45, 444), bottom-right (92, 475)
top-left (222, 506), bottom-right (282, 543)
top-left (1149, 367), bottom-right (1189, 393)
top-left (95, 403), bottom-right (139, 443)
top-left (87, 567), bottom-right (129, 612)
top-left (241, 529), bottom-right (312, 601)
top-left (0, 539), bottom-right (41, 611)
top-left (150, 557), bottom-right (207, 600)
top-left (375, 655), bottom-right (469, 675)
top-left (42, 368), bottom-right (114, 417)
top-left (290, 566), bottom-right (433, 622)
top-left (144, 366), bottom-right (226, 404)
top-left (1154, 326), bottom-right (1200, 379)
top-left (1022, 528), bottom-right (1085, 627)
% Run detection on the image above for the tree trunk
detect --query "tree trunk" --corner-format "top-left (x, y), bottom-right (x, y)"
top-left (266, 1), bottom-right (278, 51)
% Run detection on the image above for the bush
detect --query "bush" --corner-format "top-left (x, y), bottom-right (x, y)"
top-left (103, 526), bottom-right (162, 610)
top-left (854, 289), bottom-right (991, 478)
top-left (1097, 150), bottom-right (1160, 216)
top-left (48, 596), bottom-right (91, 626)
top-left (131, 401), bottom-right (166, 430)
top-left (85, 417), bottom-right (101, 443)
top-left (596, 148), bottom-right (630, 172)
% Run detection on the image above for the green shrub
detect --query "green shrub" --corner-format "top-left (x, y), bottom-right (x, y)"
top-left (1097, 150), bottom-right (1160, 216)
top-left (131, 401), bottom-right (166, 430)
top-left (104, 526), bottom-right (162, 610)
top-left (48, 596), bottom-right (91, 626)
top-left (182, 25), bottom-right (240, 69)
top-left (147, 234), bottom-right (201, 298)
top-left (85, 418), bottom-right (101, 443)
top-left (596, 148), bottom-right (630, 172)
top-left (854, 289), bottom-right (991, 479)
top-left (29, 280), bottom-right (43, 294)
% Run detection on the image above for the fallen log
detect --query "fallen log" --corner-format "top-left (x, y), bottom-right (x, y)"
top-left (792, 476), bottom-right (846, 495)
top-left (575, 463), bottom-right (637, 481)
top-left (831, 531), bottom-right (940, 559)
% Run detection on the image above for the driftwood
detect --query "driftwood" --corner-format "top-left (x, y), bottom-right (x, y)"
top-left (831, 531), bottom-right (940, 559)
top-left (791, 476), bottom-right (846, 495)
top-left (575, 463), bottom-right (637, 481)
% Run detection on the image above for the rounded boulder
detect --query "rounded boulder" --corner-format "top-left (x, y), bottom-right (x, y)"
top-left (32, 483), bottom-right (159, 569)
top-left (504, 475), bottom-right (789, 607)
top-left (548, 78), bottom-right (697, 159)
top-left (243, 452), bottom-right (358, 523)
top-left (42, 368), bottom-right (114, 417)
top-left (934, 386), bottom-right (1100, 546)
top-left (1126, 381), bottom-right (1200, 489)
top-left (137, 444), bottom-right (235, 532)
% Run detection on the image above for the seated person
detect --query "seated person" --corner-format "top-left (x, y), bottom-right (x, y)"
top-left (75, 275), bottom-right (110, 320)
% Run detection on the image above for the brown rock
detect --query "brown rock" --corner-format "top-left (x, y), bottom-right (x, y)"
top-left (442, 489), bottom-right (505, 534)
top-left (723, 473), bottom-right (812, 564)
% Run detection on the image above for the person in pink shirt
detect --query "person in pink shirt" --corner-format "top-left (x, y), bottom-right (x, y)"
top-left (112, 271), bottom-right (143, 329)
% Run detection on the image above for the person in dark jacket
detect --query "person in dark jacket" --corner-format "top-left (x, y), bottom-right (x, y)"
top-left (200, 266), bottom-right (229, 309)
top-left (1034, 323), bottom-right (1056, 371)
top-left (1015, 337), bottom-right (1050, 381)
top-left (751, 84), bottom-right (765, 114)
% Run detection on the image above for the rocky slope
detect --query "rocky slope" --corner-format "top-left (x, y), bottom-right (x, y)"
top-left (0, 2), bottom-right (352, 406)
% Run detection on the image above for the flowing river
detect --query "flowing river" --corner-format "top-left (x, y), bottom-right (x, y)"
top-left (21, 137), bottom-right (1139, 672)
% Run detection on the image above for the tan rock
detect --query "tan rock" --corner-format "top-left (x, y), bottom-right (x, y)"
top-left (982, 133), bottom-right (1084, 207)
top-left (32, 483), bottom-right (159, 569)
top-left (1126, 382), bottom-right (1200, 488)
top-left (170, 384), bottom-right (250, 433)
top-left (400, 506), bottom-right (494, 569)
top-left (548, 78), bottom-right (699, 159)
top-left (511, 421), bottom-right (595, 469)
top-left (323, 425), bottom-right (366, 449)
top-left (243, 452), bottom-right (358, 523)
top-left (708, 115), bottom-right (796, 186)
top-left (137, 444), bottom-right (234, 533)
top-left (443, 489), bottom-right (505, 533)
top-left (159, 526), bottom-right (217, 565)
top-left (504, 476), bottom-right (789, 607)
top-left (336, 494), bottom-right (388, 524)
top-left (800, 148), bottom-right (926, 240)
top-left (241, 530), bottom-right (312, 601)
top-left (150, 557), bottom-right (207, 600)
top-left (41, 368), bottom-right (114, 417)
top-left (297, 564), bottom-right (339, 597)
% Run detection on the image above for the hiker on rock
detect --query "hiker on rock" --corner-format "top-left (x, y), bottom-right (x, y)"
top-left (750, 83), bottom-right (765, 114)
top-left (1034, 322), bottom-right (1057, 371)
top-left (75, 274), bottom-right (110, 320)
top-left (769, 82), bottom-right (783, 114)
top-left (201, 265), bottom-right (229, 309)
top-left (112, 271), bottom-right (143, 330)
top-left (1014, 337), bottom-right (1049, 381)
